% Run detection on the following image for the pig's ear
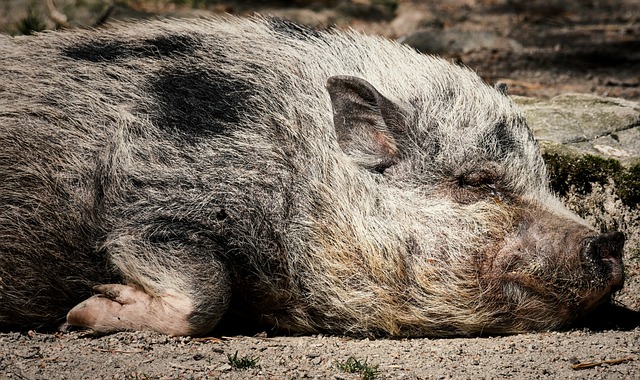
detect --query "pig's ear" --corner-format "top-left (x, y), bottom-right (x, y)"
top-left (326, 75), bottom-right (407, 173)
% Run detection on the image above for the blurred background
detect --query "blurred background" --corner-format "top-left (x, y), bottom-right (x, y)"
top-left (1, 0), bottom-right (638, 100)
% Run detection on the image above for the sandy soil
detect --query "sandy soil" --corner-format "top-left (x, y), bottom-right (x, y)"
top-left (1, 327), bottom-right (638, 379)
top-left (1, 1), bottom-right (639, 379)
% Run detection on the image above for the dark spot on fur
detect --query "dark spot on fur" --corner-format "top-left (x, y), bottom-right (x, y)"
top-left (63, 40), bottom-right (124, 62)
top-left (62, 34), bottom-right (201, 62)
top-left (519, 117), bottom-right (536, 142)
top-left (411, 129), bottom-right (441, 158)
top-left (215, 209), bottom-right (228, 221)
top-left (268, 17), bottom-right (321, 40)
top-left (149, 68), bottom-right (255, 137)
top-left (426, 134), bottom-right (441, 157)
top-left (483, 121), bottom-right (520, 159)
top-left (143, 35), bottom-right (200, 56)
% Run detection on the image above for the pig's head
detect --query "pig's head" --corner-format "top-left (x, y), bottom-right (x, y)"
top-left (326, 73), bottom-right (625, 334)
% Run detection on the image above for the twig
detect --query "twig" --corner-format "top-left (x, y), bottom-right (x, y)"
top-left (170, 363), bottom-right (191, 370)
top-left (91, 347), bottom-right (143, 354)
top-left (192, 337), bottom-right (223, 343)
top-left (571, 357), bottom-right (634, 370)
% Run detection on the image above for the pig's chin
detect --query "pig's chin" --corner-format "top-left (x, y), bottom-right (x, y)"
top-left (485, 225), bottom-right (626, 330)
top-left (571, 243), bottom-right (626, 312)
top-left (494, 253), bottom-right (625, 328)
top-left (579, 256), bottom-right (625, 311)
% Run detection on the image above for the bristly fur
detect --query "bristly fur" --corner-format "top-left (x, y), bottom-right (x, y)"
top-left (0, 16), bottom-right (624, 337)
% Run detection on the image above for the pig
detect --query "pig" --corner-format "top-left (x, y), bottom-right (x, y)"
top-left (0, 16), bottom-right (625, 337)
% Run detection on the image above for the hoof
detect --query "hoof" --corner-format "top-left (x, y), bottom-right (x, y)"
top-left (67, 284), bottom-right (194, 335)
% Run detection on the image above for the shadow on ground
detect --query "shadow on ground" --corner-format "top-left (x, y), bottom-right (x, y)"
top-left (574, 303), bottom-right (640, 331)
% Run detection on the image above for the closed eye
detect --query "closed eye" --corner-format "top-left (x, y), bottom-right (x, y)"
top-left (452, 166), bottom-right (509, 204)
top-left (457, 169), bottom-right (497, 188)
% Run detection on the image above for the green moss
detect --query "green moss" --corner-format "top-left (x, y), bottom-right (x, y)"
top-left (543, 152), bottom-right (639, 207)
top-left (618, 163), bottom-right (640, 207)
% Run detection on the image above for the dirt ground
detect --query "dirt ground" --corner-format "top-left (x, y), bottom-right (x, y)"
top-left (1, 327), bottom-right (638, 379)
top-left (0, 1), bottom-right (639, 379)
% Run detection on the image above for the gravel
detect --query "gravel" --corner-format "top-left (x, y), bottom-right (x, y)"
top-left (1, 328), bottom-right (638, 379)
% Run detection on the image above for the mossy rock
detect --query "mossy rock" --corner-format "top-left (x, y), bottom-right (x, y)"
top-left (515, 94), bottom-right (640, 167)
top-left (514, 94), bottom-right (639, 207)
top-left (514, 94), bottom-right (640, 208)
top-left (543, 146), bottom-right (639, 208)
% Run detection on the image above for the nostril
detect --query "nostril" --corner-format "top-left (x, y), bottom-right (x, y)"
top-left (583, 231), bottom-right (625, 261)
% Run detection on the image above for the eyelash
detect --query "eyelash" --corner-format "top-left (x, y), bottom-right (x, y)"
top-left (454, 170), bottom-right (506, 203)
top-left (457, 172), bottom-right (495, 188)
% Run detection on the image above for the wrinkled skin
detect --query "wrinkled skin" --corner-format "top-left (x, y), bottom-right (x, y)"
top-left (0, 16), bottom-right (625, 337)
top-left (480, 205), bottom-right (624, 332)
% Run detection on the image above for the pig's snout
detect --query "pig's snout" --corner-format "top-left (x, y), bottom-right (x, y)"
top-left (583, 231), bottom-right (625, 261)
top-left (583, 231), bottom-right (625, 287)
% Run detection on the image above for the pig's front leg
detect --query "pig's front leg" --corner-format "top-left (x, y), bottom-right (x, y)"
top-left (67, 284), bottom-right (200, 336)
top-left (66, 230), bottom-right (232, 336)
